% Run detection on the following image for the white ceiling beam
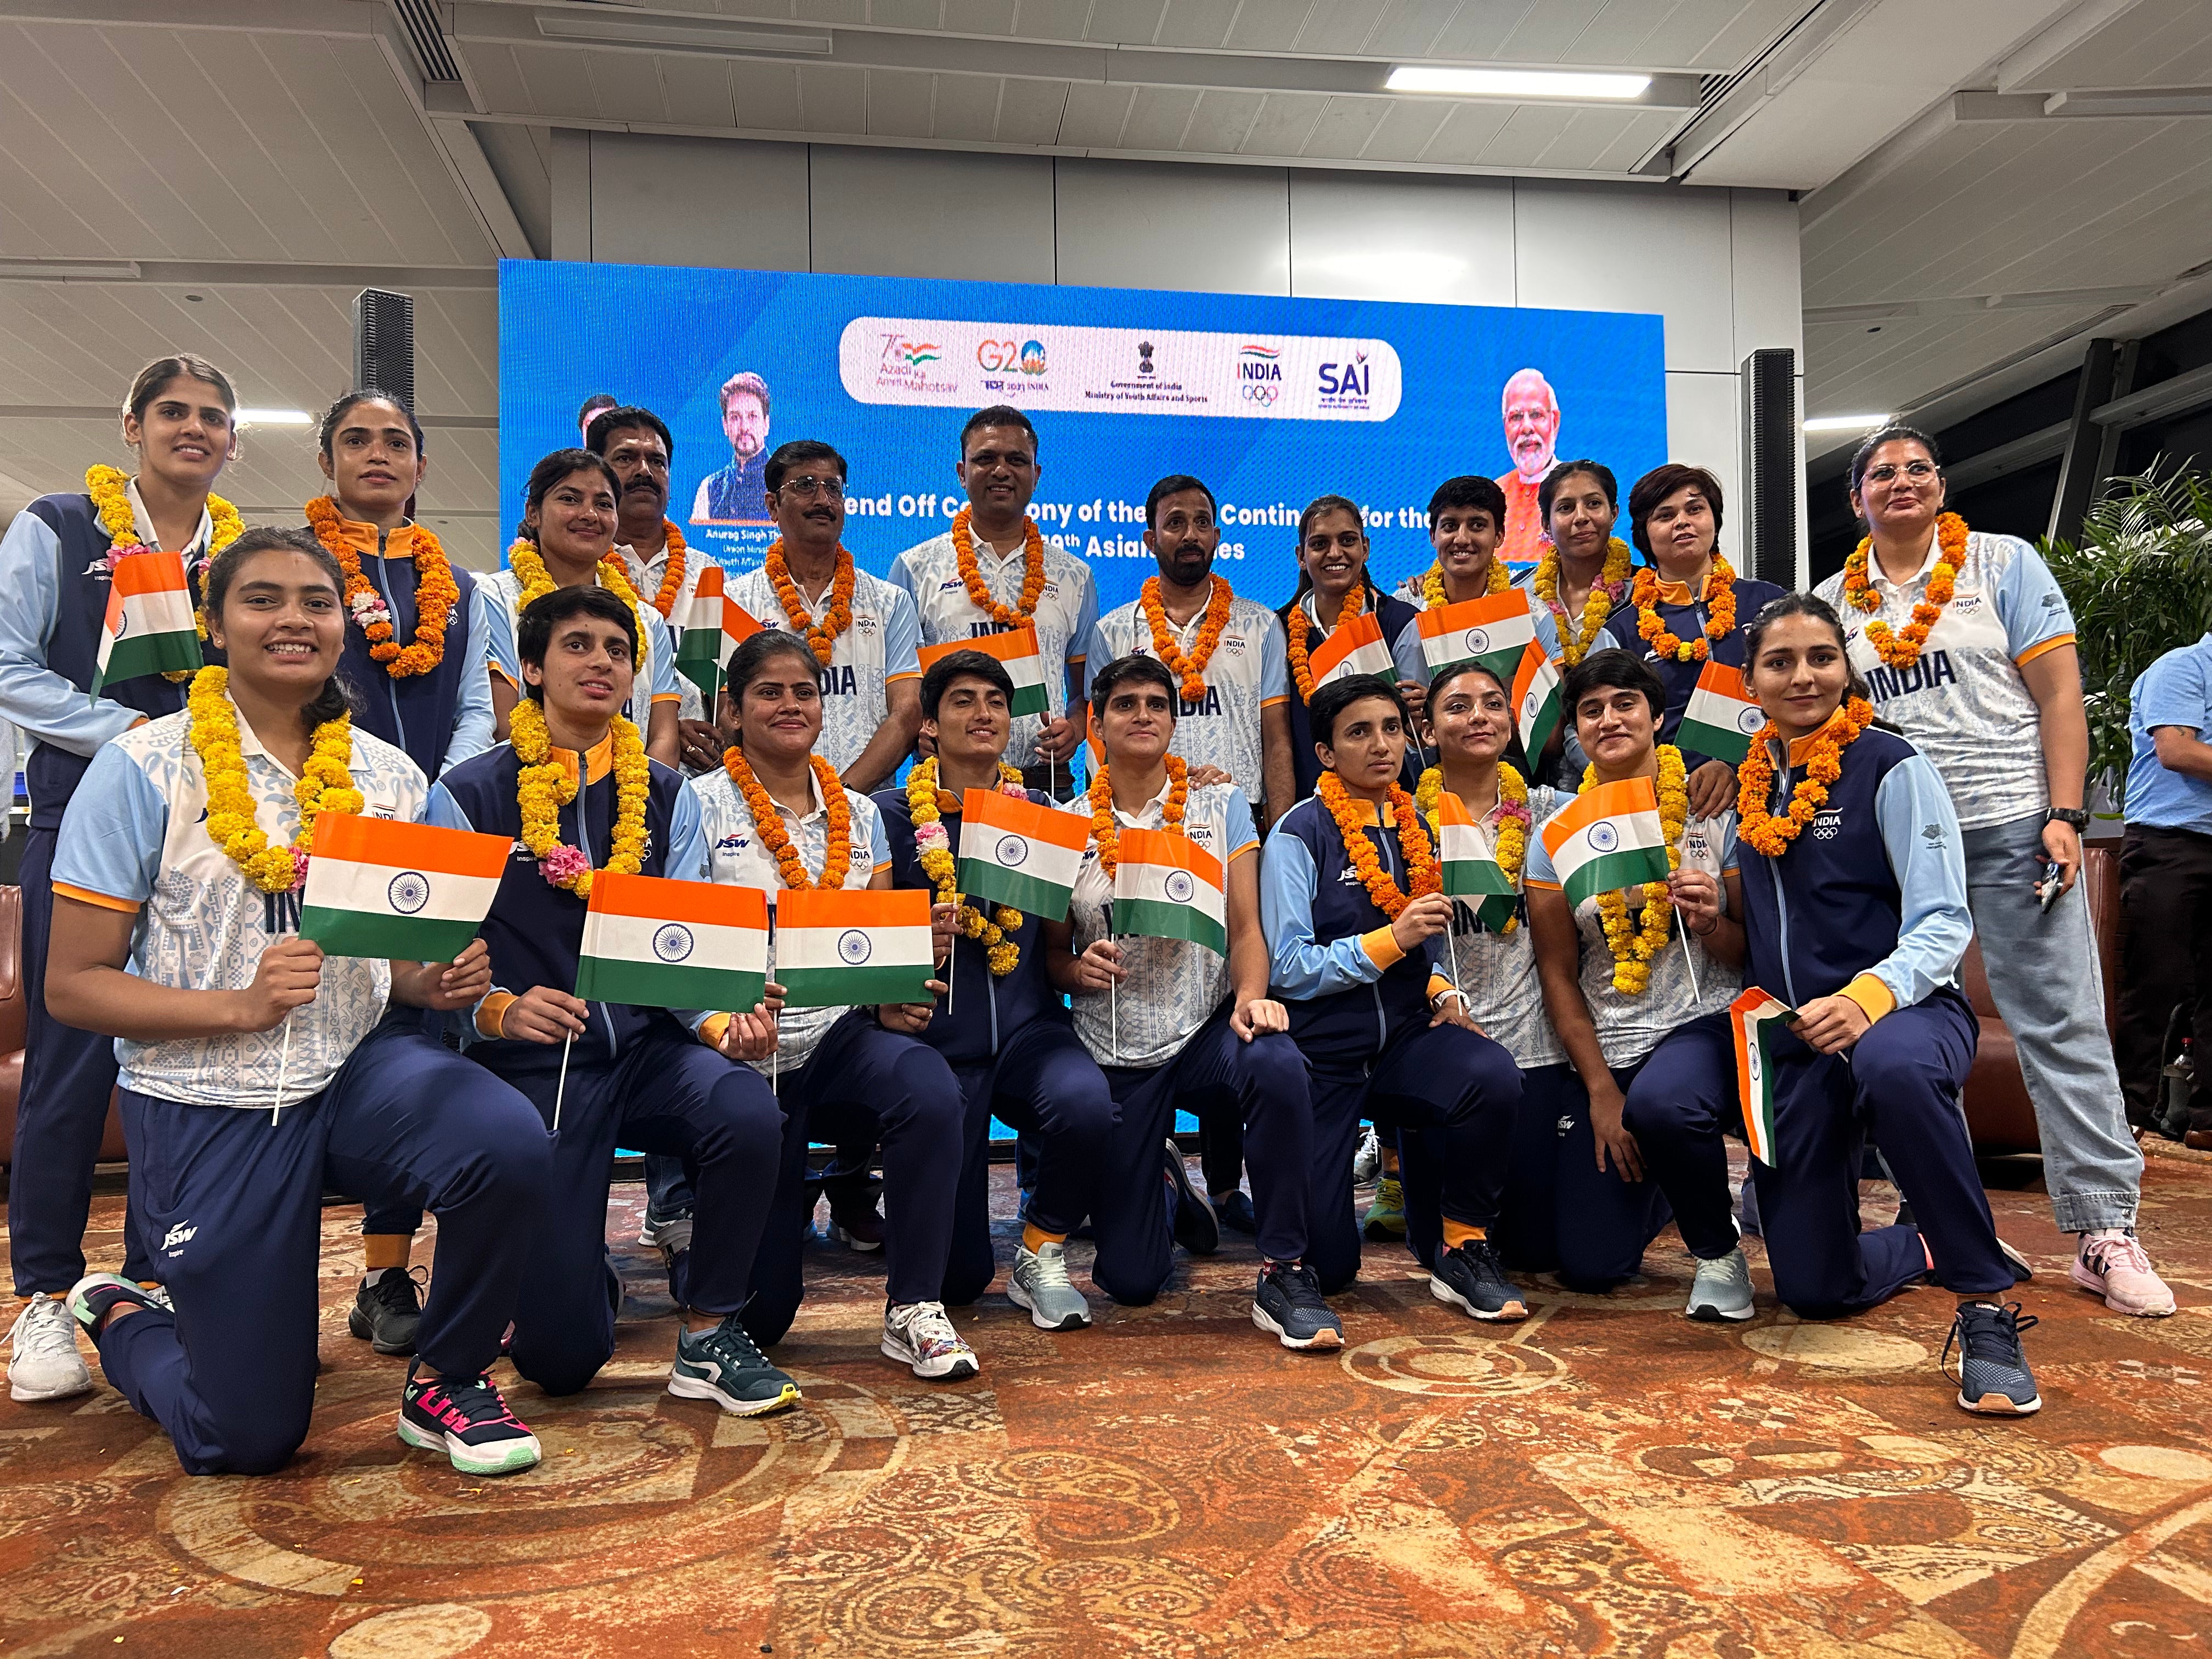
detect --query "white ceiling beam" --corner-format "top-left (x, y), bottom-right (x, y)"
top-left (369, 2), bottom-right (535, 262)
top-left (0, 259), bottom-right (494, 287)
top-left (1806, 284), bottom-right (2167, 321)
top-left (0, 0), bottom-right (368, 32)
top-left (1652, 0), bottom-right (1885, 178)
top-left (1996, 0), bottom-right (2149, 90)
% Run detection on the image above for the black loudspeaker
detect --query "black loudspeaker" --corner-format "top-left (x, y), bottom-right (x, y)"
top-left (353, 289), bottom-right (415, 412)
top-left (1739, 347), bottom-right (1799, 589)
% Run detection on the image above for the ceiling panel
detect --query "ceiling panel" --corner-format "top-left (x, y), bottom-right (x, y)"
top-left (2007, 0), bottom-right (2212, 90)
top-left (1802, 306), bottom-right (2095, 430)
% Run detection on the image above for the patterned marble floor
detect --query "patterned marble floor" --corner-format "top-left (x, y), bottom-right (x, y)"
top-left (6, 1147), bottom-right (2212, 1657)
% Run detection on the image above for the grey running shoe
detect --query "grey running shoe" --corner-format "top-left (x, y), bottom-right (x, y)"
top-left (1352, 1126), bottom-right (1383, 1186)
top-left (1253, 1262), bottom-right (1344, 1350)
top-left (1165, 1141), bottom-right (1220, 1256)
top-left (1945, 1301), bottom-right (2042, 1415)
top-left (669, 1315), bottom-right (800, 1417)
top-left (882, 1300), bottom-right (980, 1381)
top-left (8, 1292), bottom-right (92, 1402)
top-left (637, 1208), bottom-right (692, 1251)
top-left (1430, 1238), bottom-right (1529, 1322)
top-left (1009, 1240), bottom-right (1092, 1331)
top-left (1686, 1249), bottom-right (1756, 1322)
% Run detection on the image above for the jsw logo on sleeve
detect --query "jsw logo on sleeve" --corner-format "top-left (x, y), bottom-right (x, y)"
top-left (161, 1222), bottom-right (198, 1254)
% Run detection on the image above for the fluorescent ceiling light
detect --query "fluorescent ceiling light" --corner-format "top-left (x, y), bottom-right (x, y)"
top-left (1385, 66), bottom-right (1651, 99)
top-left (236, 408), bottom-right (312, 425)
top-left (1804, 414), bottom-right (1891, 432)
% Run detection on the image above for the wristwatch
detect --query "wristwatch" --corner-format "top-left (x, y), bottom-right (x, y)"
top-left (2045, 807), bottom-right (2090, 831)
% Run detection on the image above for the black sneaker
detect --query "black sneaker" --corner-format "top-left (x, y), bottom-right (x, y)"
top-left (398, 1365), bottom-right (542, 1475)
top-left (1165, 1141), bottom-right (1220, 1256)
top-left (1430, 1238), bottom-right (1529, 1323)
top-left (670, 1314), bottom-right (800, 1417)
top-left (1214, 1190), bottom-right (1259, 1235)
top-left (348, 1267), bottom-right (425, 1356)
top-left (1252, 1262), bottom-right (1344, 1351)
top-left (1944, 1301), bottom-right (2042, 1416)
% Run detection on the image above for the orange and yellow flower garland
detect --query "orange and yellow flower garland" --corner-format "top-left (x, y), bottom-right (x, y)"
top-left (762, 540), bottom-right (855, 666)
top-left (1843, 512), bottom-right (1967, 671)
top-left (1580, 744), bottom-right (1688, 996)
top-left (951, 506), bottom-right (1046, 628)
top-left (1632, 556), bottom-right (1737, 664)
top-left (88, 464), bottom-right (244, 678)
top-left (1735, 698), bottom-right (1875, 857)
top-left (186, 666), bottom-right (360, 893)
top-left (1420, 554), bottom-right (1509, 608)
top-left (1316, 771), bottom-right (1440, 920)
top-left (647, 520), bottom-right (689, 618)
top-left (1532, 537), bottom-right (1632, 667)
top-left (1285, 584), bottom-right (1363, 703)
top-left (1415, 763), bottom-right (1531, 933)
top-left (510, 697), bottom-right (649, 897)
top-left (723, 746), bottom-right (851, 891)
top-left (1086, 754), bottom-right (1189, 881)
top-left (305, 496), bottom-right (458, 679)
top-left (507, 537), bottom-right (653, 676)
top-left (1140, 575), bottom-right (1233, 703)
top-left (908, 755), bottom-right (1025, 975)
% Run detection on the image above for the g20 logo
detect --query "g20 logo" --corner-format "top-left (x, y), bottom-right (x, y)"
top-left (977, 339), bottom-right (1048, 374)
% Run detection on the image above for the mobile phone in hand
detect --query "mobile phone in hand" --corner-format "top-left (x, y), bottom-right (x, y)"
top-left (2036, 859), bottom-right (2064, 912)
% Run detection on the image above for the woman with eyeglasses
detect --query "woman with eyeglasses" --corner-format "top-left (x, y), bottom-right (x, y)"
top-left (1811, 424), bottom-right (2176, 1321)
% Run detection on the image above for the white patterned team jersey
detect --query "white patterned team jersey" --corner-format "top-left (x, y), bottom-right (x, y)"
top-left (1440, 783), bottom-right (1567, 1069)
top-left (1062, 778), bottom-right (1259, 1069)
top-left (889, 528), bottom-right (1097, 770)
top-left (478, 567), bottom-right (683, 725)
top-left (1524, 806), bottom-right (1741, 1070)
top-left (50, 707), bottom-right (427, 1108)
top-left (617, 541), bottom-right (708, 724)
top-left (1813, 531), bottom-right (2075, 832)
top-left (690, 764), bottom-right (891, 1070)
top-left (1086, 589), bottom-right (1287, 811)
top-left (725, 564), bottom-right (920, 777)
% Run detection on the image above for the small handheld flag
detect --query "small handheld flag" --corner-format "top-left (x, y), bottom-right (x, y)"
top-left (918, 624), bottom-right (1049, 717)
top-left (1730, 987), bottom-right (1797, 1165)
top-left (1512, 641), bottom-right (1562, 760)
top-left (955, 788), bottom-right (1090, 918)
top-left (298, 815), bottom-right (509, 962)
top-left (774, 887), bottom-right (935, 1008)
top-left (675, 564), bottom-right (759, 704)
top-left (1416, 591), bottom-right (1537, 682)
top-left (1436, 792), bottom-right (1518, 932)
top-left (92, 551), bottom-right (201, 697)
top-left (1307, 611), bottom-right (1396, 689)
top-left (1677, 659), bottom-right (1767, 765)
top-left (1112, 827), bottom-right (1227, 956)
top-left (577, 872), bottom-right (768, 1012)
top-left (1538, 777), bottom-right (1670, 910)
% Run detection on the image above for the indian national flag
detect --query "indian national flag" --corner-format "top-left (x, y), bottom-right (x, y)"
top-left (1539, 776), bottom-right (1670, 910)
top-left (675, 563), bottom-right (760, 702)
top-left (1416, 592), bottom-right (1536, 682)
top-left (1731, 987), bottom-right (1797, 1165)
top-left (298, 814), bottom-right (508, 962)
top-left (1677, 659), bottom-right (1766, 765)
top-left (955, 787), bottom-right (1089, 917)
top-left (92, 551), bottom-right (200, 696)
top-left (918, 624), bottom-right (1049, 717)
top-left (1112, 827), bottom-right (1227, 956)
top-left (1436, 791), bottom-right (1517, 933)
top-left (774, 887), bottom-right (935, 1008)
top-left (1512, 640), bottom-right (1562, 760)
top-left (1308, 611), bottom-right (1395, 689)
top-left (576, 872), bottom-right (768, 1012)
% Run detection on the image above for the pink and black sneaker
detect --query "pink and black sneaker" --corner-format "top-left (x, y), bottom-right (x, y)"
top-left (398, 1364), bottom-right (541, 1475)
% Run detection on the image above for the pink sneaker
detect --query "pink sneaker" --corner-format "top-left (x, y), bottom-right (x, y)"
top-left (2072, 1231), bottom-right (2177, 1317)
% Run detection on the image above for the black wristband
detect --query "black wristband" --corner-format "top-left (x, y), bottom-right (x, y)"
top-left (2045, 807), bottom-right (2089, 831)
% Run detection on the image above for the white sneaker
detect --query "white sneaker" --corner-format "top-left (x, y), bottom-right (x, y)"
top-left (1008, 1241), bottom-right (1092, 1331)
top-left (8, 1293), bottom-right (94, 1402)
top-left (1685, 1249), bottom-right (1757, 1322)
top-left (881, 1300), bottom-right (980, 1381)
top-left (1352, 1126), bottom-right (1383, 1186)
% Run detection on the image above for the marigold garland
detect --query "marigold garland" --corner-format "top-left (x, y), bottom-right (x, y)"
top-left (1285, 584), bottom-right (1365, 703)
top-left (1579, 745), bottom-right (1688, 996)
top-left (509, 698), bottom-right (649, 898)
top-left (305, 496), bottom-right (457, 679)
top-left (1632, 555), bottom-right (1737, 664)
top-left (909, 756), bottom-right (1026, 975)
top-left (1532, 537), bottom-right (1633, 667)
top-left (1415, 764), bottom-right (1531, 933)
top-left (507, 537), bottom-right (653, 677)
top-left (647, 520), bottom-right (688, 618)
top-left (185, 666), bottom-right (360, 893)
top-left (1843, 511), bottom-right (1967, 671)
top-left (1316, 770), bottom-right (1440, 921)
top-left (1138, 574), bottom-right (1234, 704)
top-left (1086, 754), bottom-right (1189, 881)
top-left (723, 746), bottom-right (851, 892)
top-left (1735, 698), bottom-right (1876, 857)
top-left (951, 506), bottom-right (1046, 628)
top-left (88, 464), bottom-right (243, 680)
top-left (761, 539), bottom-right (856, 665)
top-left (1420, 553), bottom-right (1510, 608)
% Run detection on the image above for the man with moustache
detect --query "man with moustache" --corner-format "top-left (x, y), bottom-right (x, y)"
top-left (691, 373), bottom-right (773, 525)
top-left (1496, 369), bottom-right (1562, 567)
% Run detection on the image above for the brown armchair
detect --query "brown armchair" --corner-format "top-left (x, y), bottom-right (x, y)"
top-left (0, 884), bottom-right (127, 1166)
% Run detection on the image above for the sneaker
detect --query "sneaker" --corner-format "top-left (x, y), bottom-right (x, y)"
top-left (881, 1300), bottom-right (980, 1382)
top-left (669, 1316), bottom-right (800, 1417)
top-left (1352, 1126), bottom-right (1383, 1186)
top-left (64, 1273), bottom-right (160, 1339)
top-left (637, 1207), bottom-right (691, 1251)
top-left (348, 1267), bottom-right (425, 1356)
top-left (1009, 1240), bottom-right (1092, 1331)
top-left (1363, 1177), bottom-right (1407, 1240)
top-left (1998, 1236), bottom-right (2034, 1282)
top-left (1253, 1262), bottom-right (1344, 1351)
top-left (830, 1198), bottom-right (887, 1254)
top-left (1213, 1190), bottom-right (1259, 1235)
top-left (1165, 1141), bottom-right (1220, 1256)
top-left (1686, 1249), bottom-right (1757, 1322)
top-left (1944, 1301), bottom-right (2043, 1415)
top-left (1431, 1238), bottom-right (1528, 1322)
top-left (8, 1293), bottom-right (93, 1402)
top-left (398, 1365), bottom-right (543, 1475)
top-left (2072, 1230), bottom-right (2176, 1317)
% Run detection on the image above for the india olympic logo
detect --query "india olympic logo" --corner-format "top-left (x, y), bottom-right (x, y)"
top-left (995, 834), bottom-right (1029, 867)
top-left (837, 929), bottom-right (873, 965)
top-left (387, 871), bottom-right (431, 913)
top-left (1587, 822), bottom-right (1620, 854)
top-left (652, 923), bottom-right (694, 962)
top-left (1164, 870), bottom-right (1195, 904)
top-left (1738, 707), bottom-right (1765, 734)
top-left (1462, 628), bottom-right (1490, 657)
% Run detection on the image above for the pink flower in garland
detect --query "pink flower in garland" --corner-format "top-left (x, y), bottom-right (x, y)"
top-left (538, 844), bottom-right (591, 887)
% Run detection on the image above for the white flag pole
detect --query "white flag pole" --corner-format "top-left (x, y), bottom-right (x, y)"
top-left (551, 1031), bottom-right (573, 1135)
top-left (270, 1013), bottom-right (293, 1128)
top-left (1675, 904), bottom-right (1704, 1007)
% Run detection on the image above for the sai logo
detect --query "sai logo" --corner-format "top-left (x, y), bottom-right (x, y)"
top-left (1163, 870), bottom-right (1195, 904)
top-left (837, 929), bottom-right (873, 965)
top-left (387, 871), bottom-right (431, 914)
top-left (995, 834), bottom-right (1029, 867)
top-left (1319, 352), bottom-right (1370, 397)
top-left (652, 923), bottom-right (695, 963)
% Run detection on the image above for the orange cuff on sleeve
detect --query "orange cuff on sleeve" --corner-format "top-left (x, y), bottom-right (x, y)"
top-left (1360, 927), bottom-right (1406, 970)
top-left (476, 991), bottom-right (517, 1039)
top-left (52, 882), bottom-right (138, 914)
top-left (697, 1012), bottom-right (732, 1049)
top-left (1838, 973), bottom-right (1896, 1025)
top-left (650, 692), bottom-right (682, 705)
top-left (2015, 633), bottom-right (2075, 668)
top-left (1426, 972), bottom-right (1457, 1003)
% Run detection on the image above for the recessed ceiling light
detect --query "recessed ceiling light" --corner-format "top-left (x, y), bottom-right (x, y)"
top-left (184, 292), bottom-right (204, 302)
top-left (1385, 66), bottom-right (1651, 99)
top-left (236, 408), bottom-right (313, 425)
top-left (1804, 414), bottom-right (1892, 432)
